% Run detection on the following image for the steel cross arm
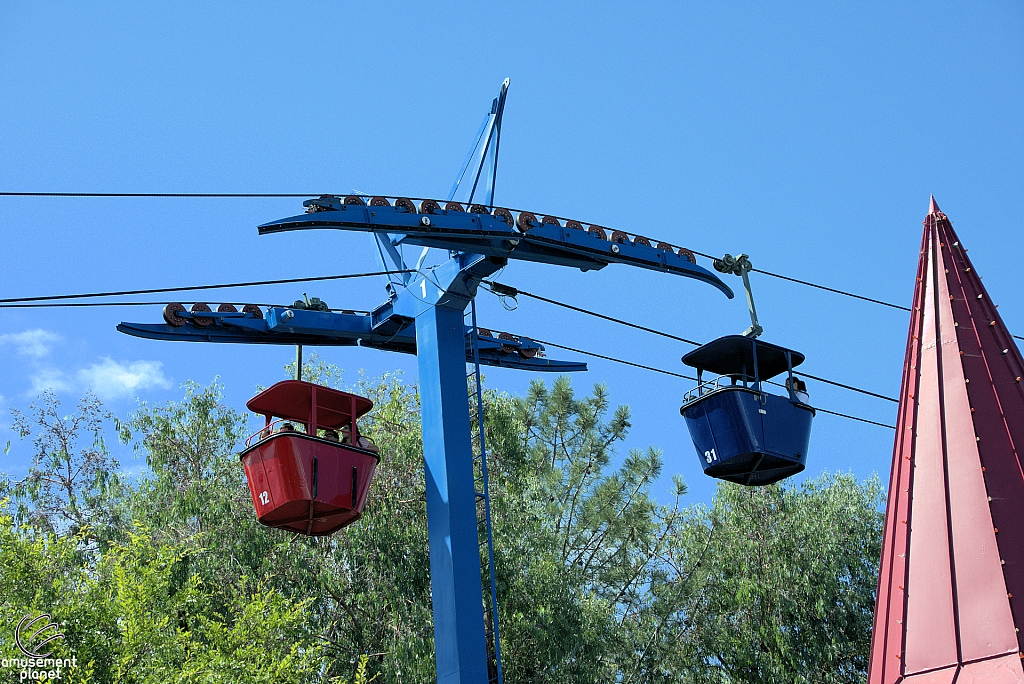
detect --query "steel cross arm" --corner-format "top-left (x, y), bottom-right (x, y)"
top-left (258, 201), bottom-right (734, 297)
top-left (117, 305), bottom-right (586, 373)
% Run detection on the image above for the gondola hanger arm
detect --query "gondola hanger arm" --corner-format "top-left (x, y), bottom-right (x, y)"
top-left (714, 253), bottom-right (762, 338)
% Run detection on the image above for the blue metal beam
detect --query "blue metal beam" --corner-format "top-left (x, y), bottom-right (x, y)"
top-left (117, 306), bottom-right (586, 373)
top-left (258, 201), bottom-right (734, 297)
top-left (417, 302), bottom-right (490, 684)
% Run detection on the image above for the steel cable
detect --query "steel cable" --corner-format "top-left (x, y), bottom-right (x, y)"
top-left (532, 338), bottom-right (895, 429)
top-left (3, 191), bottom-right (1021, 340)
top-left (0, 270), bottom-right (414, 305)
top-left (483, 281), bottom-right (900, 403)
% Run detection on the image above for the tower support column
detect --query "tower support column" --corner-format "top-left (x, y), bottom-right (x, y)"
top-left (415, 302), bottom-right (489, 684)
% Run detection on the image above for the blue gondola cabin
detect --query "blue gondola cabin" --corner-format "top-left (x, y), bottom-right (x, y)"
top-left (680, 335), bottom-right (814, 486)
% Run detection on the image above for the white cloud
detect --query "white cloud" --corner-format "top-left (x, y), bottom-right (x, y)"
top-left (28, 368), bottom-right (74, 395)
top-left (0, 329), bottom-right (61, 358)
top-left (77, 358), bottom-right (171, 400)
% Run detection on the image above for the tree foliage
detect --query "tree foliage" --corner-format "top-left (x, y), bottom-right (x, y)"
top-left (2, 391), bottom-right (125, 540)
top-left (0, 363), bottom-right (883, 683)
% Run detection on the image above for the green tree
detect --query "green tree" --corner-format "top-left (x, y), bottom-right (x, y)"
top-left (125, 372), bottom-right (437, 682)
top-left (485, 377), bottom-right (694, 683)
top-left (662, 475), bottom-right (885, 683)
top-left (1, 369), bottom-right (885, 684)
top-left (0, 516), bottom-right (332, 684)
top-left (2, 390), bottom-right (126, 542)
top-left (126, 380), bottom-right (250, 540)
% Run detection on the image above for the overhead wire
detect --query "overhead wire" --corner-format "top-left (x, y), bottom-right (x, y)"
top-left (6, 279), bottom-right (890, 427)
top-left (0, 270), bottom-right (414, 305)
top-left (482, 281), bottom-right (899, 403)
top-left (492, 284), bottom-right (701, 346)
top-left (806, 409), bottom-right (895, 430)
top-left (4, 191), bottom-right (1022, 340)
top-left (685, 249), bottom-right (1022, 342)
top-left (0, 192), bottom-right (319, 198)
top-left (533, 339), bottom-right (696, 381)
top-left (755, 269), bottom-right (912, 312)
top-left (532, 338), bottom-right (895, 429)
top-left (2, 193), bottom-right (1019, 400)
top-left (0, 301), bottom-right (370, 313)
top-left (686, 248), bottom-right (913, 312)
top-left (480, 282), bottom-right (899, 428)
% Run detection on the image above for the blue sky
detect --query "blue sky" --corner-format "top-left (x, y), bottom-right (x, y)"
top-left (0, 2), bottom-right (1021, 506)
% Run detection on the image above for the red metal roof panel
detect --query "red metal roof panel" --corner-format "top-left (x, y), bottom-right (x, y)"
top-left (868, 199), bottom-right (1024, 684)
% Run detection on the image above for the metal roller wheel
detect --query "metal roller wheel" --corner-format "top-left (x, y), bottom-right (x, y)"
top-left (677, 248), bottom-right (696, 263)
top-left (344, 195), bottom-right (365, 206)
top-left (541, 215), bottom-right (561, 226)
top-left (633, 236), bottom-right (651, 247)
top-left (469, 204), bottom-right (489, 214)
top-left (241, 304), bottom-right (264, 319)
top-left (190, 303), bottom-right (213, 327)
top-left (498, 331), bottom-right (518, 354)
top-left (656, 241), bottom-right (673, 252)
top-left (445, 201), bottom-right (464, 212)
top-left (517, 346), bottom-right (539, 359)
top-left (217, 303), bottom-right (238, 313)
top-left (394, 197), bottom-right (416, 213)
top-left (565, 220), bottom-right (584, 231)
top-left (516, 211), bottom-right (538, 232)
top-left (370, 196), bottom-right (391, 207)
top-left (493, 208), bottom-right (514, 226)
top-left (419, 199), bottom-right (441, 214)
top-left (477, 328), bottom-right (493, 337)
top-left (610, 230), bottom-right (629, 244)
top-left (163, 303), bottom-right (188, 327)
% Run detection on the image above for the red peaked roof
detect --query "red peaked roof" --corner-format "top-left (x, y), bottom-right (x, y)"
top-left (247, 380), bottom-right (373, 429)
top-left (868, 199), bottom-right (1024, 684)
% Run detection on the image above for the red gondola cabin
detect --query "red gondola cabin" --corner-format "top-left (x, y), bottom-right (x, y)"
top-left (240, 380), bottom-right (379, 536)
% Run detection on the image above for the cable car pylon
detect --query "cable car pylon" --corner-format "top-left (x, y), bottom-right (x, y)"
top-left (117, 79), bottom-right (734, 684)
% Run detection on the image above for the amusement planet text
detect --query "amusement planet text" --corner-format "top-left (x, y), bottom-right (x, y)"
top-left (3, 656), bottom-right (77, 681)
